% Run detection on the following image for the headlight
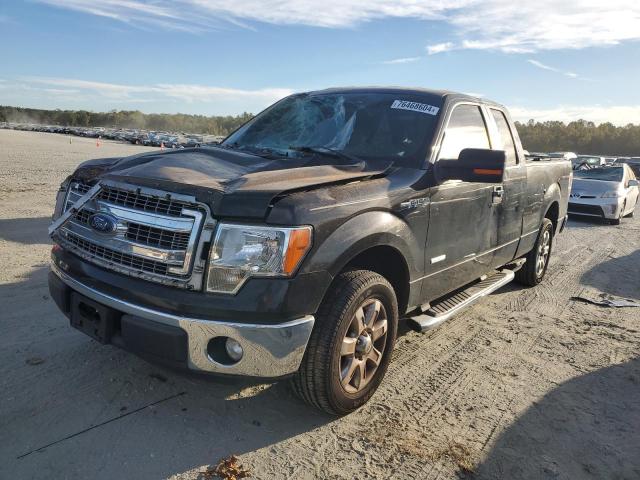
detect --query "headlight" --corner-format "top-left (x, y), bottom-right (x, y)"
top-left (601, 191), bottom-right (621, 198)
top-left (52, 177), bottom-right (72, 221)
top-left (206, 223), bottom-right (312, 293)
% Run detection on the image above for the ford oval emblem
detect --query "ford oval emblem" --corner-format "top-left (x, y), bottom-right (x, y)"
top-left (88, 212), bottom-right (118, 234)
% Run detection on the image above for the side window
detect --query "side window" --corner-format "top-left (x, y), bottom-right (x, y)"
top-left (438, 104), bottom-right (490, 161)
top-left (490, 109), bottom-right (518, 165)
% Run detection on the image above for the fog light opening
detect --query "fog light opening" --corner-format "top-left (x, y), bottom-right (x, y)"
top-left (225, 338), bottom-right (244, 362)
top-left (207, 336), bottom-right (243, 366)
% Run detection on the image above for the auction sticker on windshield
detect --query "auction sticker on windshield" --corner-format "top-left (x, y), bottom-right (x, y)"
top-left (391, 100), bottom-right (440, 115)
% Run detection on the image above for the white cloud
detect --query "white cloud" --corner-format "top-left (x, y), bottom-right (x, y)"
top-left (527, 59), bottom-right (556, 72)
top-left (382, 56), bottom-right (421, 65)
top-left (426, 42), bottom-right (455, 55)
top-left (36, 0), bottom-right (449, 29)
top-left (527, 59), bottom-right (581, 79)
top-left (510, 105), bottom-right (640, 126)
top-left (451, 1), bottom-right (640, 53)
top-left (22, 76), bottom-right (292, 103)
top-left (1, 76), bottom-right (293, 114)
top-left (36, 1), bottom-right (640, 54)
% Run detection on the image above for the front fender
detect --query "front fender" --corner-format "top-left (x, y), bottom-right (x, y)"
top-left (302, 210), bottom-right (422, 279)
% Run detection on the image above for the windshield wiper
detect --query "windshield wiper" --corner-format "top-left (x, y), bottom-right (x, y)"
top-left (223, 143), bottom-right (288, 159)
top-left (288, 145), bottom-right (363, 164)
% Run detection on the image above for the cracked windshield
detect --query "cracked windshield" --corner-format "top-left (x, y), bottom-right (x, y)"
top-left (224, 92), bottom-right (442, 166)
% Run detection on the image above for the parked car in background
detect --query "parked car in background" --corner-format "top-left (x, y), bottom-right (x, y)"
top-left (549, 151), bottom-right (577, 162)
top-left (572, 155), bottom-right (606, 170)
top-left (525, 151), bottom-right (550, 161)
top-left (569, 165), bottom-right (639, 224)
top-left (616, 157), bottom-right (640, 177)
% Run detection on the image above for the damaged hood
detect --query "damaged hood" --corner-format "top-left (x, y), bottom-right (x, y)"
top-left (73, 146), bottom-right (392, 218)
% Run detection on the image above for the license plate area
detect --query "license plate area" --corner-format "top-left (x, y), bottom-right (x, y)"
top-left (70, 293), bottom-right (119, 344)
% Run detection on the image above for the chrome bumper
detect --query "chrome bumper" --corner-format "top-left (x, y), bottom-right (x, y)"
top-left (51, 263), bottom-right (314, 377)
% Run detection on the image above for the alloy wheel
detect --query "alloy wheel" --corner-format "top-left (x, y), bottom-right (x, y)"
top-left (339, 298), bottom-right (389, 394)
top-left (536, 229), bottom-right (551, 277)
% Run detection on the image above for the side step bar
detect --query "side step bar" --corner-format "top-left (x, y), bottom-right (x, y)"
top-left (407, 269), bottom-right (515, 333)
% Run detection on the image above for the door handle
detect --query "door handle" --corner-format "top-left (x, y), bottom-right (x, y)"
top-left (492, 185), bottom-right (504, 204)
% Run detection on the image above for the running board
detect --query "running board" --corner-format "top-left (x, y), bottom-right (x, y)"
top-left (407, 269), bottom-right (515, 333)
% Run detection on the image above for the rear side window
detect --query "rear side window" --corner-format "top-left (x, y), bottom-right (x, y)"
top-left (490, 109), bottom-right (518, 165)
top-left (438, 104), bottom-right (490, 161)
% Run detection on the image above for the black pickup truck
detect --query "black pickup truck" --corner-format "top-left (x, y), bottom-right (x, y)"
top-left (49, 88), bottom-right (571, 414)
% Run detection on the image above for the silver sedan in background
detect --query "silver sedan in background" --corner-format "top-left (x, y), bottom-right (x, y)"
top-left (568, 165), bottom-right (639, 224)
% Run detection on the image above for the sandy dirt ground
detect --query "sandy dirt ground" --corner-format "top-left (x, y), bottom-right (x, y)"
top-left (1, 129), bottom-right (639, 480)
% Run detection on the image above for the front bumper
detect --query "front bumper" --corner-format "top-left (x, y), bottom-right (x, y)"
top-left (568, 197), bottom-right (623, 220)
top-left (50, 262), bottom-right (314, 378)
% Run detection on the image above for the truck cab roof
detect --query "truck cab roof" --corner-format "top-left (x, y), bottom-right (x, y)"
top-left (305, 86), bottom-right (505, 110)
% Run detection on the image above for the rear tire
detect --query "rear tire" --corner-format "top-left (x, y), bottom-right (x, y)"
top-left (291, 270), bottom-right (398, 415)
top-left (515, 218), bottom-right (553, 287)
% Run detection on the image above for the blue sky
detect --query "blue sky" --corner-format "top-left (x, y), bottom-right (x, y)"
top-left (1, 1), bottom-right (639, 124)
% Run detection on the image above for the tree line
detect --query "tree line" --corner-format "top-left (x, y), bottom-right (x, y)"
top-left (0, 106), bottom-right (252, 136)
top-left (1, 105), bottom-right (638, 154)
top-left (515, 120), bottom-right (640, 156)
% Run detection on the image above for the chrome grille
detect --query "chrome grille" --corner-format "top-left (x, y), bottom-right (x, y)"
top-left (125, 223), bottom-right (190, 250)
top-left (64, 231), bottom-right (169, 276)
top-left (58, 181), bottom-right (208, 287)
top-left (72, 207), bottom-right (191, 250)
top-left (69, 182), bottom-right (192, 217)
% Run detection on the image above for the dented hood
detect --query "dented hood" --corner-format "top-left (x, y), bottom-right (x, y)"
top-left (74, 146), bottom-right (391, 218)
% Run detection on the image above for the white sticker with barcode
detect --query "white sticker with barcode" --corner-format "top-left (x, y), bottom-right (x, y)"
top-left (391, 100), bottom-right (439, 115)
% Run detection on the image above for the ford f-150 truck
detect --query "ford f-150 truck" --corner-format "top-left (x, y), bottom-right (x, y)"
top-left (49, 88), bottom-right (571, 414)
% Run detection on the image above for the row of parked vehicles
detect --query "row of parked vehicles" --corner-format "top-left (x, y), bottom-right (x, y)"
top-left (0, 122), bottom-right (224, 148)
top-left (527, 150), bottom-right (640, 173)
top-left (524, 150), bottom-right (640, 224)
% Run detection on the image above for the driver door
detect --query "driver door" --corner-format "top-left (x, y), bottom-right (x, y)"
top-left (422, 104), bottom-right (500, 301)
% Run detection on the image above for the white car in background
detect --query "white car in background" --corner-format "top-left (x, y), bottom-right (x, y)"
top-left (568, 164), bottom-right (639, 224)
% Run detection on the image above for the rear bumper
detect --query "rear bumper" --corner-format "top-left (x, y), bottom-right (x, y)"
top-left (49, 262), bottom-right (314, 378)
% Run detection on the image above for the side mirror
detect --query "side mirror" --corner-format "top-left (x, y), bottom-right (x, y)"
top-left (437, 148), bottom-right (506, 183)
top-left (628, 179), bottom-right (639, 187)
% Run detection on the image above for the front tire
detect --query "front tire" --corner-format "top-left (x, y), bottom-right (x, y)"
top-left (610, 202), bottom-right (625, 225)
top-left (291, 270), bottom-right (398, 415)
top-left (515, 218), bottom-right (553, 287)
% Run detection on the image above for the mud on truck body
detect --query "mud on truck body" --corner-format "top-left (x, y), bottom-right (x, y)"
top-left (49, 88), bottom-right (571, 414)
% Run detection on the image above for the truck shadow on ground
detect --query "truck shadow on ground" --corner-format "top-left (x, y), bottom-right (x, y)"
top-left (579, 249), bottom-right (640, 300)
top-left (1, 267), bottom-right (333, 480)
top-left (0, 216), bottom-right (51, 245)
top-left (566, 215), bottom-right (614, 229)
top-left (473, 358), bottom-right (640, 479)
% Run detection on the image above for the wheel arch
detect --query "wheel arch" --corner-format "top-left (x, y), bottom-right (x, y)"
top-left (304, 211), bottom-right (421, 316)
top-left (341, 245), bottom-right (411, 316)
top-left (545, 200), bottom-right (560, 234)
top-left (542, 181), bottom-right (562, 234)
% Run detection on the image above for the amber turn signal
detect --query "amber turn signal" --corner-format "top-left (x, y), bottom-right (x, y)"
top-left (473, 168), bottom-right (503, 176)
top-left (284, 227), bottom-right (312, 275)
